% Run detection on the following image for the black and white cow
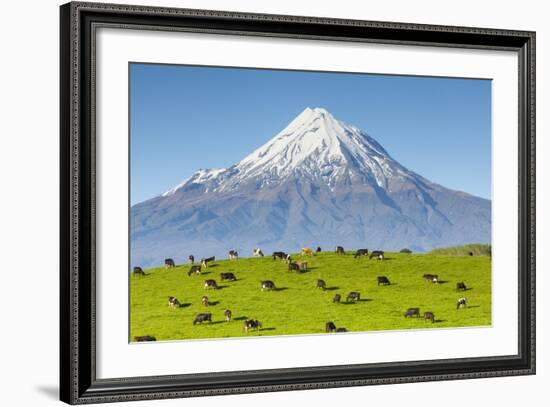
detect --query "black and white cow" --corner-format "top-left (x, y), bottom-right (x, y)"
top-left (325, 321), bottom-right (337, 333)
top-left (346, 292), bottom-right (361, 302)
top-left (168, 296), bottom-right (181, 308)
top-left (377, 276), bottom-right (391, 286)
top-left (456, 282), bottom-right (467, 291)
top-left (253, 248), bottom-right (264, 257)
top-left (423, 274), bottom-right (439, 283)
top-left (220, 272), bottom-right (237, 281)
top-left (261, 280), bottom-right (276, 291)
top-left (164, 258), bottom-right (175, 268)
top-left (243, 319), bottom-right (262, 332)
top-left (204, 279), bottom-right (219, 289)
top-left (201, 256), bottom-right (215, 268)
top-left (272, 251), bottom-right (287, 261)
top-left (229, 250), bottom-right (239, 260)
top-left (335, 246), bottom-right (345, 255)
top-left (333, 294), bottom-right (341, 303)
top-left (404, 307), bottom-right (420, 318)
top-left (424, 311), bottom-right (435, 323)
top-left (193, 313), bottom-right (212, 325)
top-left (133, 266), bottom-right (145, 276)
top-left (354, 249), bottom-right (369, 258)
top-left (369, 250), bottom-right (384, 260)
top-left (188, 265), bottom-right (201, 276)
top-left (316, 279), bottom-right (327, 290)
top-left (224, 309), bottom-right (232, 322)
top-left (134, 335), bottom-right (156, 342)
top-left (456, 297), bottom-right (468, 309)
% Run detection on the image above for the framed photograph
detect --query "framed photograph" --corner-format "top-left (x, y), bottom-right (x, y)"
top-left (60, 1), bottom-right (535, 404)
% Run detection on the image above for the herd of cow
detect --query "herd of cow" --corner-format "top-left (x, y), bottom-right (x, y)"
top-left (132, 246), bottom-right (472, 342)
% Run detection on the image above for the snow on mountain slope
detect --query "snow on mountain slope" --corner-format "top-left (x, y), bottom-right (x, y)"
top-left (131, 107), bottom-right (491, 268)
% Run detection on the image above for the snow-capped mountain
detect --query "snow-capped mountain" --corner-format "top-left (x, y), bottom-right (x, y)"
top-left (131, 107), bottom-right (491, 268)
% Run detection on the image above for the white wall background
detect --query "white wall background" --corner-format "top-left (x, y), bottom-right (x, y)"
top-left (0, 0), bottom-right (545, 406)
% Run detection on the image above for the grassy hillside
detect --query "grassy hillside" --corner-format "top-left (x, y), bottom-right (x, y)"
top-left (130, 251), bottom-right (491, 341)
top-left (430, 243), bottom-right (491, 256)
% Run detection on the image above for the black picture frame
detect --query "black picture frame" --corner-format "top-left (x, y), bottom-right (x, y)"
top-left (60, 2), bottom-right (536, 404)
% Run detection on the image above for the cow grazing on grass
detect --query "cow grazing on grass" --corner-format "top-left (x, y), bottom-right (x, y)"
top-left (133, 266), bottom-right (145, 276)
top-left (316, 246), bottom-right (322, 253)
top-left (188, 255), bottom-right (194, 264)
top-left (333, 294), bottom-right (341, 303)
top-left (193, 313), bottom-right (212, 325)
top-left (168, 296), bottom-right (181, 308)
top-left (302, 247), bottom-right (314, 256)
top-left (316, 279), bottom-right (327, 290)
top-left (424, 311), bottom-right (435, 323)
top-left (201, 295), bottom-right (209, 306)
top-left (335, 328), bottom-right (347, 332)
top-left (288, 262), bottom-right (300, 272)
top-left (204, 279), bottom-right (219, 289)
top-left (335, 246), bottom-right (345, 255)
top-left (456, 297), bottom-right (468, 309)
top-left (243, 319), bottom-right (262, 332)
top-left (254, 248), bottom-right (264, 257)
top-left (354, 249), bottom-right (369, 258)
top-left (325, 322), bottom-right (337, 333)
top-left (272, 251), bottom-right (287, 261)
top-left (296, 261), bottom-right (308, 271)
top-left (261, 280), bottom-right (276, 291)
top-left (404, 307), bottom-right (420, 318)
top-left (220, 272), bottom-right (237, 281)
top-left (377, 276), bottom-right (391, 286)
top-left (229, 250), bottom-right (239, 260)
top-left (134, 336), bottom-right (156, 342)
top-left (346, 292), bottom-right (360, 302)
top-left (456, 282), bottom-right (467, 291)
top-left (423, 274), bottom-right (439, 283)
top-left (201, 256), bottom-right (215, 268)
top-left (370, 250), bottom-right (384, 260)
top-left (164, 258), bottom-right (175, 268)
top-left (224, 309), bottom-right (232, 322)
top-left (188, 265), bottom-right (201, 276)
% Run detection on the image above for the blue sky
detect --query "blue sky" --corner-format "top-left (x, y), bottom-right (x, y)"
top-left (130, 63), bottom-right (491, 205)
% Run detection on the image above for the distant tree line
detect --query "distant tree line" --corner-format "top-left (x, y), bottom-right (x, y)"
top-left (430, 243), bottom-right (492, 256)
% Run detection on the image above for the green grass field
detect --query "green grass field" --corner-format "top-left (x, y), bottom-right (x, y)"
top-left (130, 251), bottom-right (491, 341)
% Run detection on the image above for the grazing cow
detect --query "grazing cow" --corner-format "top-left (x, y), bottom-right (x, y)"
top-left (316, 279), bottom-right (327, 290)
top-left (201, 295), bottom-right (209, 306)
top-left (456, 282), bottom-right (467, 291)
top-left (164, 258), bottom-right (175, 268)
top-left (335, 246), bottom-right (345, 255)
top-left (229, 250), bottom-right (239, 260)
top-left (377, 276), bottom-right (391, 286)
top-left (335, 328), bottom-right (347, 332)
top-left (134, 335), bottom-right (156, 342)
top-left (168, 296), bottom-right (181, 308)
top-left (354, 249), bottom-right (369, 258)
top-left (204, 279), bottom-right (219, 289)
top-left (325, 321), bottom-right (337, 333)
top-left (133, 266), bottom-right (145, 276)
top-left (188, 255), bottom-right (195, 264)
top-left (261, 280), bottom-right (276, 291)
top-left (333, 294), bottom-right (341, 303)
top-left (296, 261), bottom-right (308, 271)
top-left (224, 309), bottom-right (232, 322)
top-left (220, 272), bottom-right (237, 281)
top-left (253, 248), bottom-right (264, 257)
top-left (243, 319), bottom-right (262, 332)
top-left (422, 274), bottom-right (439, 283)
top-left (272, 251), bottom-right (287, 261)
top-left (201, 256), bottom-right (215, 268)
top-left (424, 311), bottom-right (435, 323)
top-left (468, 252), bottom-right (474, 256)
top-left (404, 307), bottom-right (420, 318)
top-left (288, 262), bottom-right (300, 272)
top-left (456, 297), bottom-right (468, 309)
top-left (346, 292), bottom-right (360, 302)
top-left (193, 313), bottom-right (212, 325)
top-left (285, 254), bottom-right (292, 264)
top-left (316, 246), bottom-right (322, 253)
top-left (369, 250), bottom-right (384, 260)
top-left (302, 247), bottom-right (314, 256)
top-left (188, 265), bottom-right (201, 276)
